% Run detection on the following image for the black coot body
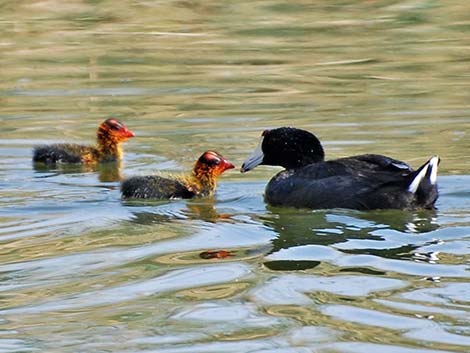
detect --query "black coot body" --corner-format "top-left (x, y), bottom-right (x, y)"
top-left (240, 127), bottom-right (439, 210)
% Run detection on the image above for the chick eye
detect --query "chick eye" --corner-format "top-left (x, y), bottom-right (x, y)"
top-left (202, 152), bottom-right (221, 166)
top-left (205, 157), bottom-right (220, 166)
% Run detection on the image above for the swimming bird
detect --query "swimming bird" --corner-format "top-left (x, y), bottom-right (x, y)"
top-left (121, 151), bottom-right (234, 199)
top-left (33, 118), bottom-right (135, 165)
top-left (240, 127), bottom-right (439, 210)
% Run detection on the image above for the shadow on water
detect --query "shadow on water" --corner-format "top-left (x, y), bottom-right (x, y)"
top-left (33, 161), bottom-right (122, 182)
top-left (122, 197), bottom-right (228, 225)
top-left (262, 206), bottom-right (439, 271)
top-left (122, 184), bottom-right (442, 272)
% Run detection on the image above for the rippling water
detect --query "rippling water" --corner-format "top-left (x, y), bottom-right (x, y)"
top-left (1, 1), bottom-right (470, 352)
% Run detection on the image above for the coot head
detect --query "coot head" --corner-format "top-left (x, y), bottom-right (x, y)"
top-left (240, 127), bottom-right (325, 172)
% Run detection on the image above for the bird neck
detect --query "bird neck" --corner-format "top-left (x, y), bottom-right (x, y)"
top-left (96, 132), bottom-right (122, 162)
top-left (181, 168), bottom-right (217, 197)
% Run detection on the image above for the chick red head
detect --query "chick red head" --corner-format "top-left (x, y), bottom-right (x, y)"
top-left (196, 151), bottom-right (235, 177)
top-left (100, 118), bottom-right (135, 142)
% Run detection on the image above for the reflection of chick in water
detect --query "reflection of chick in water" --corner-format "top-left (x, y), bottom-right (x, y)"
top-left (185, 198), bottom-right (233, 223)
top-left (33, 160), bottom-right (123, 182)
top-left (264, 207), bottom-right (439, 264)
top-left (126, 198), bottom-right (237, 260)
top-left (126, 197), bottom-right (232, 226)
top-left (96, 163), bottom-right (122, 182)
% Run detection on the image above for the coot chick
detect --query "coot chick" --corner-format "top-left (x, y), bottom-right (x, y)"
top-left (33, 118), bottom-right (135, 165)
top-left (240, 127), bottom-right (439, 210)
top-left (121, 151), bottom-right (234, 199)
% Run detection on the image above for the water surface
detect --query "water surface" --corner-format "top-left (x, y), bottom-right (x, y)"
top-left (1, 1), bottom-right (470, 352)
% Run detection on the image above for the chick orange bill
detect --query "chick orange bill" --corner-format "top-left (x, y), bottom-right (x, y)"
top-left (114, 120), bottom-right (135, 138)
top-left (103, 118), bottom-right (135, 139)
top-left (121, 126), bottom-right (135, 138)
top-left (219, 156), bottom-right (235, 172)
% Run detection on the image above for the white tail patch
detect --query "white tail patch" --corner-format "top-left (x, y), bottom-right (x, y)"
top-left (429, 155), bottom-right (439, 185)
top-left (408, 156), bottom-right (439, 193)
top-left (408, 165), bottom-right (428, 193)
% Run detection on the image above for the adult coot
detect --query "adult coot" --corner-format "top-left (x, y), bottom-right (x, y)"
top-left (240, 127), bottom-right (439, 210)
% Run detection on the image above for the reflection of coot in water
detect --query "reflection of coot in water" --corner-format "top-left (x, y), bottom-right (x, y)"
top-left (357, 208), bottom-right (439, 234)
top-left (263, 208), bottom-right (439, 271)
top-left (241, 127), bottom-right (439, 210)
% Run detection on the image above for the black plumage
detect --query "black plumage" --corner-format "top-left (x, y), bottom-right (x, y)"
top-left (33, 144), bottom-right (94, 164)
top-left (241, 127), bottom-right (439, 210)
